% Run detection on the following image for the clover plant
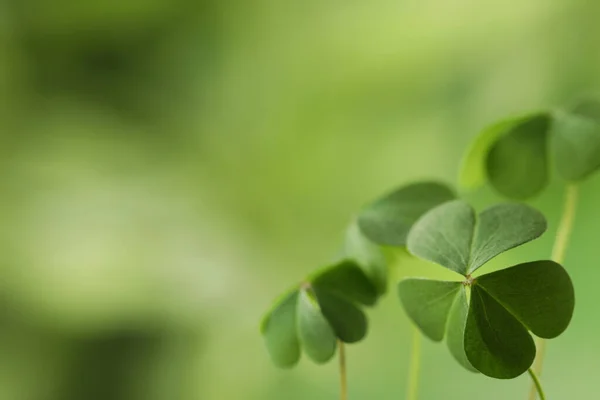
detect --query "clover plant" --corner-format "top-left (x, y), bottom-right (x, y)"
top-left (459, 98), bottom-right (600, 199)
top-left (400, 201), bottom-right (574, 379)
top-left (259, 98), bottom-right (599, 400)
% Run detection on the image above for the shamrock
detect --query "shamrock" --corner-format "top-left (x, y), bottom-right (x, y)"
top-left (459, 98), bottom-right (600, 199)
top-left (260, 260), bottom-right (378, 367)
top-left (398, 200), bottom-right (575, 378)
top-left (261, 223), bottom-right (388, 368)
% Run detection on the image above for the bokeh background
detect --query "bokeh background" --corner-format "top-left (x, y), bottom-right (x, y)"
top-left (1, 0), bottom-right (600, 399)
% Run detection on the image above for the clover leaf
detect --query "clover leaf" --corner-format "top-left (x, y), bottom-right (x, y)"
top-left (407, 200), bottom-right (547, 275)
top-left (459, 113), bottom-right (551, 199)
top-left (459, 98), bottom-right (600, 199)
top-left (343, 221), bottom-right (389, 295)
top-left (551, 98), bottom-right (600, 181)
top-left (261, 260), bottom-right (378, 368)
top-left (357, 181), bottom-right (456, 247)
top-left (398, 200), bottom-right (575, 379)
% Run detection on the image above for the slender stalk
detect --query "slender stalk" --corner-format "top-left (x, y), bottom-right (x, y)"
top-left (528, 184), bottom-right (579, 400)
top-left (550, 184), bottom-right (579, 264)
top-left (406, 325), bottom-right (422, 400)
top-left (528, 368), bottom-right (546, 400)
top-left (339, 341), bottom-right (347, 400)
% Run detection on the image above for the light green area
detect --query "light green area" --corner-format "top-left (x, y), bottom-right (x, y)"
top-left (2, 0), bottom-right (600, 398)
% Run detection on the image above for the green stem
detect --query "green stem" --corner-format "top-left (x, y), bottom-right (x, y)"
top-left (339, 341), bottom-right (347, 400)
top-left (528, 368), bottom-right (546, 400)
top-left (406, 325), bottom-right (421, 400)
top-left (528, 183), bottom-right (579, 400)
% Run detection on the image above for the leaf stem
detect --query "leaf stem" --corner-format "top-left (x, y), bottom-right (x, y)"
top-left (339, 341), bottom-right (347, 400)
top-left (406, 325), bottom-right (421, 400)
top-left (551, 184), bottom-right (579, 264)
top-left (528, 368), bottom-right (546, 400)
top-left (528, 183), bottom-right (579, 400)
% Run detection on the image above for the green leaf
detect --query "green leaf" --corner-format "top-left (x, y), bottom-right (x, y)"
top-left (465, 286), bottom-right (535, 379)
top-left (310, 260), bottom-right (378, 306)
top-left (571, 98), bottom-right (600, 120)
top-left (297, 288), bottom-right (337, 364)
top-left (446, 286), bottom-right (478, 373)
top-left (314, 288), bottom-right (368, 343)
top-left (261, 290), bottom-right (301, 368)
top-left (551, 104), bottom-right (600, 181)
top-left (476, 260), bottom-right (574, 339)
top-left (358, 182), bottom-right (456, 246)
top-left (397, 278), bottom-right (462, 341)
top-left (343, 222), bottom-right (388, 295)
top-left (407, 201), bottom-right (546, 276)
top-left (486, 114), bottom-right (551, 199)
top-left (469, 203), bottom-right (547, 274)
top-left (406, 200), bottom-right (475, 276)
top-left (459, 113), bottom-right (547, 190)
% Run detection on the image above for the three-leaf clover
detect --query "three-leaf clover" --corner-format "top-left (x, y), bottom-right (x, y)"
top-left (459, 98), bottom-right (600, 199)
top-left (398, 200), bottom-right (575, 378)
top-left (261, 260), bottom-right (379, 367)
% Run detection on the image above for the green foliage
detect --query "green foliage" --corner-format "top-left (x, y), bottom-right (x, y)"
top-left (397, 279), bottom-right (462, 342)
top-left (460, 113), bottom-right (551, 199)
top-left (261, 291), bottom-right (301, 368)
top-left (486, 115), bottom-right (550, 199)
top-left (297, 288), bottom-right (338, 363)
top-left (552, 99), bottom-right (600, 181)
top-left (261, 99), bottom-right (586, 390)
top-left (398, 200), bottom-right (575, 379)
top-left (446, 288), bottom-right (477, 372)
top-left (358, 181), bottom-right (456, 246)
top-left (261, 260), bottom-right (378, 367)
top-left (343, 222), bottom-right (389, 295)
top-left (460, 97), bottom-right (600, 199)
top-left (407, 201), bottom-right (546, 275)
top-left (465, 285), bottom-right (536, 379)
top-left (475, 260), bottom-right (574, 339)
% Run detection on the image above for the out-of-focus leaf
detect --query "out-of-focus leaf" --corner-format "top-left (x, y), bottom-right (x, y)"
top-left (343, 222), bottom-right (388, 295)
top-left (310, 260), bottom-right (378, 306)
top-left (261, 290), bottom-right (301, 368)
top-left (486, 114), bottom-right (551, 199)
top-left (296, 288), bottom-right (337, 364)
top-left (551, 100), bottom-right (600, 181)
top-left (314, 288), bottom-right (367, 343)
top-left (459, 113), bottom-right (548, 191)
top-left (358, 182), bottom-right (455, 246)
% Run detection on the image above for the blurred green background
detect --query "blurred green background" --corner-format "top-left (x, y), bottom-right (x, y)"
top-left (1, 0), bottom-right (600, 399)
